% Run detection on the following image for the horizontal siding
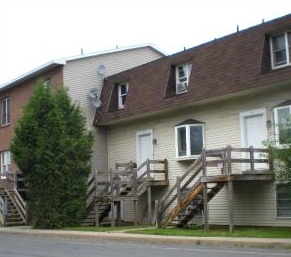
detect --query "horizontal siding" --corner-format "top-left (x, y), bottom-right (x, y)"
top-left (106, 86), bottom-right (291, 226)
top-left (62, 47), bottom-right (163, 174)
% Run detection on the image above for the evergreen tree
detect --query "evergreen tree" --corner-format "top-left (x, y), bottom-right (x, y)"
top-left (11, 81), bottom-right (93, 228)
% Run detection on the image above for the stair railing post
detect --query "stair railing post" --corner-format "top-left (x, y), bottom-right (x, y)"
top-left (155, 200), bottom-right (160, 228)
top-left (226, 145), bottom-right (232, 175)
top-left (110, 168), bottom-right (115, 227)
top-left (146, 159), bottom-right (152, 224)
top-left (250, 146), bottom-right (255, 172)
top-left (176, 176), bottom-right (182, 223)
top-left (226, 145), bottom-right (234, 233)
top-left (132, 167), bottom-right (138, 226)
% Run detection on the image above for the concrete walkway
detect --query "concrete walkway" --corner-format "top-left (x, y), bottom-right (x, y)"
top-left (0, 226), bottom-right (290, 249)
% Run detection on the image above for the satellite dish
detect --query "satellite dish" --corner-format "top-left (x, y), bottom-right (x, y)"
top-left (97, 64), bottom-right (106, 76)
top-left (88, 88), bottom-right (102, 108)
top-left (92, 98), bottom-right (102, 108)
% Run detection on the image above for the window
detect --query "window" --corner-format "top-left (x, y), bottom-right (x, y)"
top-left (0, 151), bottom-right (10, 179)
top-left (273, 105), bottom-right (291, 145)
top-left (1, 97), bottom-right (10, 126)
top-left (118, 83), bottom-right (129, 109)
top-left (270, 32), bottom-right (291, 68)
top-left (175, 120), bottom-right (204, 158)
top-left (175, 63), bottom-right (192, 94)
top-left (276, 184), bottom-right (291, 218)
top-left (43, 78), bottom-right (51, 88)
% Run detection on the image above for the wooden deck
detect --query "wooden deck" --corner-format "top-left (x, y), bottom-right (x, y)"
top-left (156, 145), bottom-right (274, 231)
top-left (84, 159), bottom-right (169, 226)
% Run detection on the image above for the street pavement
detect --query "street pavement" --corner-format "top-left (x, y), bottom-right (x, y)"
top-left (0, 226), bottom-right (290, 249)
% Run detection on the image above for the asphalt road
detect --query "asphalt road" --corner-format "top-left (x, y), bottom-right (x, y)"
top-left (0, 233), bottom-right (290, 257)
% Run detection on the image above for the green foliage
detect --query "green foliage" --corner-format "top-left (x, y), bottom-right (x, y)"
top-left (11, 81), bottom-right (93, 228)
top-left (265, 115), bottom-right (291, 185)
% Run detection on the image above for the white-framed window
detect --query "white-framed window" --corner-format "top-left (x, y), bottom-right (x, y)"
top-left (1, 151), bottom-right (10, 179)
top-left (118, 82), bottom-right (129, 109)
top-left (1, 97), bottom-right (10, 126)
top-left (276, 183), bottom-right (291, 218)
top-left (175, 63), bottom-right (192, 94)
top-left (175, 122), bottom-right (204, 158)
top-left (273, 105), bottom-right (291, 145)
top-left (270, 32), bottom-right (291, 69)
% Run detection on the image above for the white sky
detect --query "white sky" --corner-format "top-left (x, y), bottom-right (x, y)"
top-left (0, 0), bottom-right (290, 86)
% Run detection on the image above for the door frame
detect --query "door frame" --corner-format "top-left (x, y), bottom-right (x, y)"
top-left (240, 108), bottom-right (267, 148)
top-left (136, 129), bottom-right (154, 166)
top-left (240, 108), bottom-right (268, 170)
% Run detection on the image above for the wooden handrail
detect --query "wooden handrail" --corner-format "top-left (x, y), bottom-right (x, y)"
top-left (0, 195), bottom-right (5, 225)
top-left (157, 145), bottom-right (271, 227)
top-left (5, 188), bottom-right (26, 223)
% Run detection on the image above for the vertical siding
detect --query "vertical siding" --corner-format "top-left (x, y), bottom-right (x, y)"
top-left (106, 86), bottom-right (291, 226)
top-left (62, 47), bottom-right (163, 173)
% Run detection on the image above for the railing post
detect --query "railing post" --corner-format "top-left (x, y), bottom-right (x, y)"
top-left (202, 148), bottom-right (206, 176)
top-left (163, 159), bottom-right (168, 183)
top-left (203, 183), bottom-right (209, 232)
top-left (250, 146), bottom-right (254, 172)
top-left (109, 169), bottom-right (115, 227)
top-left (132, 168), bottom-right (138, 226)
top-left (227, 145), bottom-right (232, 175)
top-left (155, 200), bottom-right (160, 228)
top-left (176, 177), bottom-right (181, 213)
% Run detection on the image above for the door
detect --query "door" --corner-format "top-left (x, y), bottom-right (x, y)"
top-left (136, 129), bottom-right (153, 178)
top-left (240, 108), bottom-right (268, 170)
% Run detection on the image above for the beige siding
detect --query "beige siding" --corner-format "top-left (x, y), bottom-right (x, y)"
top-left (62, 47), bottom-right (163, 173)
top-left (106, 86), bottom-right (291, 226)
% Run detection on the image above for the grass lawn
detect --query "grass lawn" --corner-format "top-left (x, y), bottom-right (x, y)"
top-left (127, 226), bottom-right (291, 238)
top-left (65, 225), bottom-right (291, 238)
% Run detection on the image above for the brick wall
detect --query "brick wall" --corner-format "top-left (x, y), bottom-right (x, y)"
top-left (0, 66), bottom-right (63, 172)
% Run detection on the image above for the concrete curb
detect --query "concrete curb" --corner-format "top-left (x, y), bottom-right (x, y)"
top-left (0, 227), bottom-right (290, 249)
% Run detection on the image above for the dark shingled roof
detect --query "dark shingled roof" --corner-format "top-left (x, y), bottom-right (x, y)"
top-left (95, 14), bottom-right (291, 125)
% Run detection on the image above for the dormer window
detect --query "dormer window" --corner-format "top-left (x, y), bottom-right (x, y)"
top-left (175, 63), bottom-right (192, 94)
top-left (118, 82), bottom-right (129, 109)
top-left (270, 32), bottom-right (291, 69)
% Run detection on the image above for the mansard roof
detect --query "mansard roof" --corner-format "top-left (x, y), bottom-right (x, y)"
top-left (95, 14), bottom-right (291, 125)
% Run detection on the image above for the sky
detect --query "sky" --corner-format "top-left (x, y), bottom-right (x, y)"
top-left (0, 0), bottom-right (290, 86)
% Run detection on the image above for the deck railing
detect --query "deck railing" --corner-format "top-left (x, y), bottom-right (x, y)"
top-left (156, 145), bottom-right (272, 228)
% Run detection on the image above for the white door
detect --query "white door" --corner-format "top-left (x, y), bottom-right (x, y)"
top-left (136, 130), bottom-right (153, 178)
top-left (240, 109), bottom-right (268, 170)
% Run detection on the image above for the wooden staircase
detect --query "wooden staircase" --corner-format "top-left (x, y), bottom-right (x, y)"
top-left (0, 188), bottom-right (27, 226)
top-left (84, 159), bottom-right (168, 226)
top-left (156, 146), bottom-right (272, 229)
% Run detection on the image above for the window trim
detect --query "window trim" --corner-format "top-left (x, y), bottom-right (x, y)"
top-left (270, 31), bottom-right (291, 69)
top-left (175, 63), bottom-right (192, 94)
top-left (117, 82), bottom-right (129, 109)
top-left (273, 104), bottom-right (291, 146)
top-left (175, 123), bottom-right (204, 159)
top-left (276, 183), bottom-right (291, 219)
top-left (1, 97), bottom-right (10, 126)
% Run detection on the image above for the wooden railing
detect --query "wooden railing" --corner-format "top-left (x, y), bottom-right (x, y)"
top-left (0, 195), bottom-right (6, 226)
top-left (5, 188), bottom-right (27, 224)
top-left (156, 146), bottom-right (272, 228)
